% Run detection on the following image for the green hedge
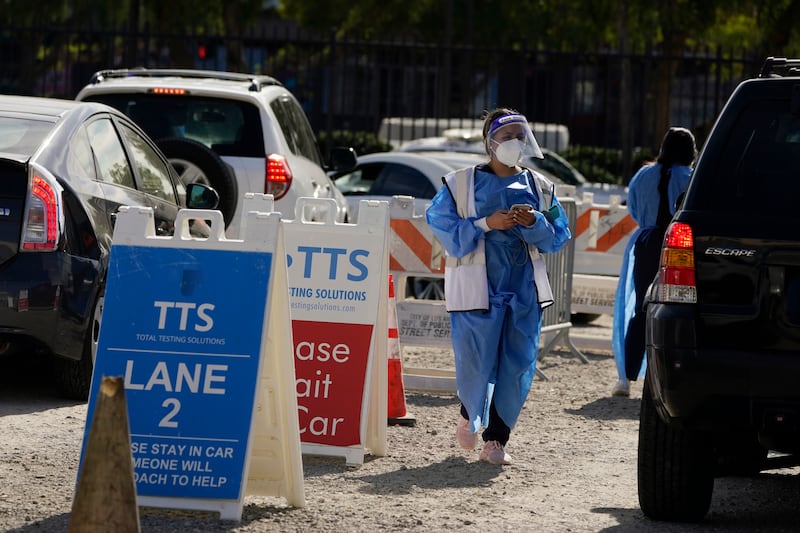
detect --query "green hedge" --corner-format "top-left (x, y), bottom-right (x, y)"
top-left (560, 145), bottom-right (656, 185)
top-left (318, 130), bottom-right (392, 157)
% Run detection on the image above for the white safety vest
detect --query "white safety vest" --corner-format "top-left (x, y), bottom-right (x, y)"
top-left (443, 166), bottom-right (555, 312)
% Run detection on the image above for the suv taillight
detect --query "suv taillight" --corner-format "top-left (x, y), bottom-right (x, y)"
top-left (265, 154), bottom-right (293, 200)
top-left (21, 170), bottom-right (62, 251)
top-left (657, 222), bottom-right (696, 303)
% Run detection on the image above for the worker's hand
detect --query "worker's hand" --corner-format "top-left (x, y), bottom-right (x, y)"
top-left (511, 206), bottom-right (536, 227)
top-left (486, 209), bottom-right (517, 230)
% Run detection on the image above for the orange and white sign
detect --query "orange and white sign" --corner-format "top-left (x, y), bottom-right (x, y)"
top-left (571, 194), bottom-right (638, 314)
top-left (575, 205), bottom-right (635, 253)
top-left (388, 197), bottom-right (443, 276)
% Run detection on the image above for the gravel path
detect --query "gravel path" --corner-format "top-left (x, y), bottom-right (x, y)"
top-left (2, 319), bottom-right (800, 532)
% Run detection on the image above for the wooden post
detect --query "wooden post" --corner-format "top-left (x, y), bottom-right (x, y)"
top-left (69, 377), bottom-right (140, 533)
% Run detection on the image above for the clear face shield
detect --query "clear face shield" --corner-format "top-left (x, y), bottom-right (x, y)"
top-left (486, 114), bottom-right (544, 166)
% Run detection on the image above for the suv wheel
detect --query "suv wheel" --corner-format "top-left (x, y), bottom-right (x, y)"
top-left (55, 293), bottom-right (103, 401)
top-left (157, 138), bottom-right (238, 228)
top-left (638, 376), bottom-right (714, 522)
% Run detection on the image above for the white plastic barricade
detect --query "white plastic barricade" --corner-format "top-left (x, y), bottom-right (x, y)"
top-left (391, 197), bottom-right (584, 387)
top-left (275, 196), bottom-right (390, 466)
top-left (79, 206), bottom-right (304, 522)
top-left (388, 191), bottom-right (638, 318)
top-left (537, 198), bottom-right (588, 379)
top-left (571, 193), bottom-right (638, 315)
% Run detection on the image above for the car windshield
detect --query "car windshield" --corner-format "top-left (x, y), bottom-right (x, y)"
top-left (0, 116), bottom-right (55, 157)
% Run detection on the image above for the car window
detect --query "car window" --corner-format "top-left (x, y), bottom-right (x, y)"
top-left (270, 96), bottom-right (323, 166)
top-left (0, 116), bottom-right (54, 156)
top-left (370, 163), bottom-right (438, 199)
top-left (692, 98), bottom-right (800, 214)
top-left (82, 93), bottom-right (265, 158)
top-left (67, 124), bottom-right (98, 181)
top-left (118, 122), bottom-right (177, 204)
top-left (334, 163), bottom-right (384, 195)
top-left (535, 153), bottom-right (585, 185)
top-left (86, 118), bottom-right (135, 188)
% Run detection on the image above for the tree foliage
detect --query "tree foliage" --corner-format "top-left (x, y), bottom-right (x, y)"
top-left (5, 0), bottom-right (800, 169)
top-left (279, 0), bottom-right (800, 54)
top-left (4, 0), bottom-right (800, 55)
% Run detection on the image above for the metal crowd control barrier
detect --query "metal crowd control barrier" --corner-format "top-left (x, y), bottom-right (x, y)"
top-left (389, 195), bottom-right (586, 386)
top-left (537, 197), bottom-right (589, 379)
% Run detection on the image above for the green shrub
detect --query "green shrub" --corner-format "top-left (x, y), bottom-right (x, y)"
top-left (561, 145), bottom-right (656, 185)
top-left (318, 130), bottom-right (392, 157)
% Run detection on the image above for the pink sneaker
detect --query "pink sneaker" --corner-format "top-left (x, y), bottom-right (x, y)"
top-left (479, 440), bottom-right (512, 465)
top-left (456, 417), bottom-right (478, 450)
top-left (611, 379), bottom-right (630, 397)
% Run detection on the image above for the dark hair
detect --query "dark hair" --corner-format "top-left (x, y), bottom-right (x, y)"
top-left (657, 127), bottom-right (697, 167)
top-left (655, 127), bottom-right (697, 223)
top-left (482, 107), bottom-right (518, 155)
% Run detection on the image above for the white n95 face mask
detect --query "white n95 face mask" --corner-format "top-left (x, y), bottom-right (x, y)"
top-left (486, 113), bottom-right (544, 164)
top-left (493, 138), bottom-right (526, 166)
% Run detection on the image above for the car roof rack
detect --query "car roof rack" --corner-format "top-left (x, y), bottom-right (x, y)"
top-left (87, 68), bottom-right (283, 92)
top-left (758, 57), bottom-right (800, 78)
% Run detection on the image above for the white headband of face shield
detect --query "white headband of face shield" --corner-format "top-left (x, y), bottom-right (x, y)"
top-left (486, 114), bottom-right (544, 165)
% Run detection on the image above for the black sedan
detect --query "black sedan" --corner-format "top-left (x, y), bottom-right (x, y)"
top-left (0, 95), bottom-right (218, 399)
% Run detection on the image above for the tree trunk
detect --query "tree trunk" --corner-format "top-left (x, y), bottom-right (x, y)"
top-left (652, 58), bottom-right (678, 147)
top-left (617, 3), bottom-right (633, 182)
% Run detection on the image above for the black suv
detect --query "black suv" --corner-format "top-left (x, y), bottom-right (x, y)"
top-left (639, 57), bottom-right (800, 522)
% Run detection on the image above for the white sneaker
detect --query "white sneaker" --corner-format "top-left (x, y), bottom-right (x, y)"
top-left (611, 379), bottom-right (630, 397)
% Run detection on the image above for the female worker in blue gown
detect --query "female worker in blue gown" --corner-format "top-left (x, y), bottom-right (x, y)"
top-left (611, 127), bottom-right (697, 397)
top-left (426, 108), bottom-right (571, 465)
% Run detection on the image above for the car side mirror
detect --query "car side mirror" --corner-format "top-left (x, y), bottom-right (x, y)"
top-left (185, 183), bottom-right (220, 210)
top-left (328, 146), bottom-right (357, 172)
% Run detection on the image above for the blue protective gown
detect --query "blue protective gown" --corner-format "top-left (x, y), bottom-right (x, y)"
top-left (612, 162), bottom-right (692, 380)
top-left (426, 166), bottom-right (571, 433)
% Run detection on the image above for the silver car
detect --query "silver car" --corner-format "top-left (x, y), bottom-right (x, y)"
top-left (76, 68), bottom-right (356, 236)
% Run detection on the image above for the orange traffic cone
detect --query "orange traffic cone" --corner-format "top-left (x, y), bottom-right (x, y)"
top-left (387, 274), bottom-right (416, 426)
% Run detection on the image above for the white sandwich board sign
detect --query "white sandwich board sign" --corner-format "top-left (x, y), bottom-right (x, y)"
top-left (79, 207), bottom-right (303, 521)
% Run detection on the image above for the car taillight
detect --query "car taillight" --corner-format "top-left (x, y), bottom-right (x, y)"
top-left (21, 171), bottom-right (61, 251)
top-left (658, 221), bottom-right (696, 303)
top-left (265, 154), bottom-right (293, 200)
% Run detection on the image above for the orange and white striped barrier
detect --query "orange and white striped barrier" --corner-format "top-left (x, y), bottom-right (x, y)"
top-left (573, 194), bottom-right (637, 263)
top-left (389, 217), bottom-right (443, 275)
top-left (570, 193), bottom-right (638, 315)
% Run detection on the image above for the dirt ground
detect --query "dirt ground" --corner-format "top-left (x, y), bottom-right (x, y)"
top-left (2, 317), bottom-right (800, 532)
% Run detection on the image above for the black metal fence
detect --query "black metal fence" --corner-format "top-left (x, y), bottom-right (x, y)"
top-left (0, 21), bottom-right (764, 181)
